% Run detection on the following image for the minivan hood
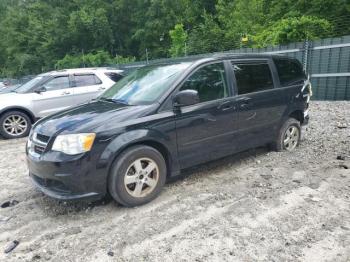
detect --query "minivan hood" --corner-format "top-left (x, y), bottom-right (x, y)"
top-left (34, 101), bottom-right (155, 136)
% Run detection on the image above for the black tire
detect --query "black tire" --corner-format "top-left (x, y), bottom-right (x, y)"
top-left (108, 145), bottom-right (167, 207)
top-left (0, 111), bottom-right (32, 139)
top-left (271, 118), bottom-right (301, 152)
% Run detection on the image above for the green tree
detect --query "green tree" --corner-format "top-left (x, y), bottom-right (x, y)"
top-left (0, 0), bottom-right (349, 77)
top-left (187, 13), bottom-right (229, 54)
top-left (169, 24), bottom-right (188, 57)
top-left (253, 16), bottom-right (332, 47)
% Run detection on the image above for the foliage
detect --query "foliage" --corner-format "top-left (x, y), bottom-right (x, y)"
top-left (0, 0), bottom-right (349, 77)
top-left (253, 16), bottom-right (332, 47)
top-left (169, 24), bottom-right (188, 57)
top-left (186, 13), bottom-right (228, 55)
top-left (55, 51), bottom-right (135, 69)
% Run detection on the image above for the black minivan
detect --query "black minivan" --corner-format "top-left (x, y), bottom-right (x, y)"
top-left (26, 54), bottom-right (311, 207)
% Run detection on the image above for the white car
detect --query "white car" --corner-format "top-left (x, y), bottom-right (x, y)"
top-left (0, 68), bottom-right (123, 139)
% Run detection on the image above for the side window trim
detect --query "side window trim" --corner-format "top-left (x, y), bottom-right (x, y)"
top-left (230, 59), bottom-right (277, 96)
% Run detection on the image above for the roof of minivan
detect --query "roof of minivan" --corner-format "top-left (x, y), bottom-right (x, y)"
top-left (39, 67), bottom-right (123, 77)
top-left (147, 53), bottom-right (295, 67)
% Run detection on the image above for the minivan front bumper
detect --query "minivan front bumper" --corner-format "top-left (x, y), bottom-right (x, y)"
top-left (27, 151), bottom-right (107, 201)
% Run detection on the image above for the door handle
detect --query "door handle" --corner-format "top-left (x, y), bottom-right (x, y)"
top-left (237, 97), bottom-right (252, 109)
top-left (240, 103), bottom-right (251, 109)
top-left (61, 91), bottom-right (70, 95)
top-left (236, 97), bottom-right (251, 102)
top-left (98, 86), bottom-right (106, 91)
top-left (218, 101), bottom-right (234, 111)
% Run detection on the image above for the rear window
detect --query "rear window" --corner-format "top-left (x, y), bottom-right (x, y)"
top-left (105, 72), bottom-right (123, 82)
top-left (274, 58), bottom-right (305, 86)
top-left (74, 74), bottom-right (101, 87)
top-left (232, 62), bottom-right (274, 95)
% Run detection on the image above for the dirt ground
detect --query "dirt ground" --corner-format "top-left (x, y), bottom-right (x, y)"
top-left (0, 101), bottom-right (349, 262)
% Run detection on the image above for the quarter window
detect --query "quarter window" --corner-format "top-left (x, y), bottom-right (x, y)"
top-left (180, 63), bottom-right (228, 103)
top-left (74, 74), bottom-right (101, 87)
top-left (274, 58), bottom-right (305, 86)
top-left (233, 62), bottom-right (274, 95)
top-left (44, 76), bottom-right (70, 91)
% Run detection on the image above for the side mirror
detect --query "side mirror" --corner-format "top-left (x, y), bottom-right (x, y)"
top-left (173, 89), bottom-right (200, 107)
top-left (34, 86), bottom-right (47, 94)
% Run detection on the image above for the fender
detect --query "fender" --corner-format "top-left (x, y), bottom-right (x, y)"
top-left (0, 106), bottom-right (36, 123)
top-left (98, 128), bottom-right (180, 178)
top-left (280, 102), bottom-right (305, 127)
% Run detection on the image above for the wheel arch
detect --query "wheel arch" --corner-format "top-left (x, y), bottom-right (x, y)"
top-left (101, 130), bottom-right (179, 181)
top-left (0, 106), bottom-right (36, 123)
top-left (288, 109), bottom-right (304, 124)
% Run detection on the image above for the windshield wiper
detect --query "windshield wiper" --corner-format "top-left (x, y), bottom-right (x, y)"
top-left (100, 97), bottom-right (130, 105)
top-left (112, 99), bottom-right (130, 105)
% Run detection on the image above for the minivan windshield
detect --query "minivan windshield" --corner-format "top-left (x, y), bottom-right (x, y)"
top-left (15, 75), bottom-right (48, 93)
top-left (100, 62), bottom-right (192, 105)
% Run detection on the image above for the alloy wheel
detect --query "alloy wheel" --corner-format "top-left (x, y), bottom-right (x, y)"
top-left (124, 158), bottom-right (159, 198)
top-left (3, 115), bottom-right (28, 136)
top-left (283, 126), bottom-right (299, 151)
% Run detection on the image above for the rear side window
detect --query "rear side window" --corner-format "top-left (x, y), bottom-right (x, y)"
top-left (74, 74), bottom-right (102, 87)
top-left (105, 72), bottom-right (123, 82)
top-left (232, 62), bottom-right (274, 95)
top-left (274, 58), bottom-right (305, 86)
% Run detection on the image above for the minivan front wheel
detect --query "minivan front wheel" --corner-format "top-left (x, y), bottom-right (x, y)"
top-left (273, 118), bottom-right (301, 152)
top-left (108, 145), bottom-right (167, 207)
top-left (0, 111), bottom-right (32, 139)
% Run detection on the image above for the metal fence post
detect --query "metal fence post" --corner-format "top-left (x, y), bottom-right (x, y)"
top-left (302, 39), bottom-right (310, 73)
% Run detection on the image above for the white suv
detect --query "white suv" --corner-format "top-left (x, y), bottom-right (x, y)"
top-left (0, 67), bottom-right (123, 139)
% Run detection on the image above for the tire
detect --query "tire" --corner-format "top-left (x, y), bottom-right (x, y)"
top-left (272, 118), bottom-right (301, 152)
top-left (108, 145), bottom-right (167, 207)
top-left (0, 111), bottom-right (32, 139)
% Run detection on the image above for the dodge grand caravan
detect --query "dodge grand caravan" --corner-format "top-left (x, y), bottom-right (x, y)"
top-left (26, 54), bottom-right (311, 207)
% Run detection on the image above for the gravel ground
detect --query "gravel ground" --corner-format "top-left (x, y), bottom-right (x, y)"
top-left (0, 101), bottom-right (349, 262)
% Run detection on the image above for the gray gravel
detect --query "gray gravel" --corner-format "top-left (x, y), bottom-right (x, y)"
top-left (0, 101), bottom-right (349, 262)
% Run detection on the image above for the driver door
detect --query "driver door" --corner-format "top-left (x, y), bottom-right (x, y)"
top-left (32, 75), bottom-right (74, 118)
top-left (174, 62), bottom-right (238, 168)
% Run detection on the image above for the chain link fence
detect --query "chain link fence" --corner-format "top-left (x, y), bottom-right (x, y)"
top-left (114, 35), bottom-right (350, 101)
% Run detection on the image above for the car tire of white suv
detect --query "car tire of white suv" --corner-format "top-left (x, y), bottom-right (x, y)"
top-left (0, 110), bottom-right (32, 139)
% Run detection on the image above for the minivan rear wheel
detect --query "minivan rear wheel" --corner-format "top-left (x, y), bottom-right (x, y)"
top-left (108, 145), bottom-right (167, 207)
top-left (0, 111), bottom-right (32, 139)
top-left (272, 118), bottom-right (301, 152)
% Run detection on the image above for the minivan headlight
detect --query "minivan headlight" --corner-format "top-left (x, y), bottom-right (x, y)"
top-left (52, 133), bottom-right (96, 155)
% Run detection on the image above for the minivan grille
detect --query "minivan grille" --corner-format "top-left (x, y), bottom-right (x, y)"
top-left (34, 145), bottom-right (46, 154)
top-left (29, 132), bottom-right (50, 156)
top-left (36, 133), bottom-right (50, 143)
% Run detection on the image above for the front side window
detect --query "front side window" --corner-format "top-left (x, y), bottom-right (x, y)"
top-left (15, 76), bottom-right (48, 93)
top-left (180, 63), bottom-right (228, 103)
top-left (74, 74), bottom-right (101, 87)
top-left (44, 76), bottom-right (70, 91)
top-left (233, 62), bottom-right (274, 95)
top-left (274, 58), bottom-right (305, 86)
